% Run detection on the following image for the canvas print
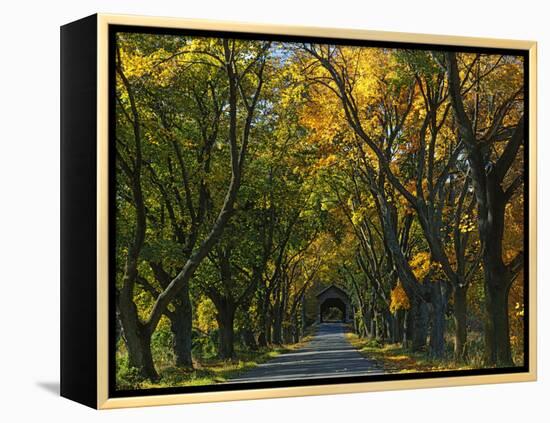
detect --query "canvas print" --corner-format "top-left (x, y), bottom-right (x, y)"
top-left (111, 27), bottom-right (527, 394)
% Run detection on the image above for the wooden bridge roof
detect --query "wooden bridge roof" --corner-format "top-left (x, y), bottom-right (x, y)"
top-left (315, 284), bottom-right (350, 299)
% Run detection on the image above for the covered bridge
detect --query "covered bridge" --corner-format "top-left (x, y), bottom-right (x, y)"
top-left (315, 284), bottom-right (353, 323)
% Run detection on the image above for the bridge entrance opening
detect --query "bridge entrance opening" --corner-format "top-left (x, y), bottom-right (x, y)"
top-left (320, 297), bottom-right (346, 323)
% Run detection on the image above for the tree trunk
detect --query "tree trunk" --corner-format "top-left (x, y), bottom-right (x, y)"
top-left (118, 296), bottom-right (158, 380)
top-left (265, 310), bottom-right (273, 345)
top-left (241, 305), bottom-right (258, 351)
top-left (395, 309), bottom-right (406, 344)
top-left (356, 317), bottom-right (364, 337)
top-left (481, 182), bottom-right (514, 367)
top-left (216, 305), bottom-right (236, 359)
top-left (149, 263), bottom-right (193, 368)
top-left (411, 299), bottom-right (429, 352)
top-left (382, 310), bottom-right (393, 342)
top-left (404, 309), bottom-right (413, 347)
top-left (169, 285), bottom-right (193, 368)
top-left (257, 293), bottom-right (270, 347)
top-left (371, 309), bottom-right (378, 339)
top-left (292, 313), bottom-right (300, 343)
top-left (429, 282), bottom-right (445, 359)
top-left (360, 306), bottom-right (369, 338)
top-left (257, 331), bottom-right (268, 348)
top-left (257, 312), bottom-right (268, 348)
top-left (484, 276), bottom-right (514, 366)
top-left (272, 307), bottom-right (283, 345)
top-left (283, 326), bottom-right (293, 344)
top-left (257, 302), bottom-right (270, 347)
top-left (242, 328), bottom-right (258, 350)
top-left (389, 310), bottom-right (403, 344)
top-left (365, 307), bottom-right (374, 338)
top-left (301, 296), bottom-right (307, 336)
top-left (453, 285), bottom-right (468, 361)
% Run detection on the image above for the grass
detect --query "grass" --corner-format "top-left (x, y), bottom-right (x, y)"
top-left (140, 347), bottom-right (285, 389)
top-left (345, 332), bottom-right (475, 373)
top-left (117, 335), bottom-right (314, 390)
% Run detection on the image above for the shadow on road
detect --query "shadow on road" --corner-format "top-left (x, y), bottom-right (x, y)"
top-left (227, 323), bottom-right (383, 383)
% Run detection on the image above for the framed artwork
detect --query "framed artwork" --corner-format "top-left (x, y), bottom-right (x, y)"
top-left (60, 14), bottom-right (537, 409)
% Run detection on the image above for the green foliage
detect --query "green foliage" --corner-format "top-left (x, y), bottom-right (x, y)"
top-left (151, 325), bottom-right (176, 367)
top-left (192, 328), bottom-right (219, 359)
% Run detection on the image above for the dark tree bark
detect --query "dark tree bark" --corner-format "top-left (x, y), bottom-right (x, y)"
top-left (453, 285), bottom-right (468, 361)
top-left (215, 302), bottom-right (236, 359)
top-left (386, 310), bottom-right (403, 344)
top-left (146, 263), bottom-right (194, 368)
top-left (135, 278), bottom-right (194, 368)
top-left (256, 297), bottom-right (269, 348)
top-left (170, 285), bottom-right (193, 367)
top-left (267, 315), bottom-right (274, 343)
top-left (207, 244), bottom-right (258, 359)
top-left (272, 310), bottom-right (283, 345)
top-left (484, 280), bottom-right (513, 365)
top-left (301, 296), bottom-right (307, 337)
top-left (272, 284), bottom-right (284, 345)
top-left (405, 309), bottom-right (413, 347)
top-left (411, 298), bottom-right (429, 352)
top-left (291, 312), bottom-right (301, 343)
top-left (118, 294), bottom-right (158, 380)
top-left (394, 309), bottom-right (406, 344)
top-left (428, 281), bottom-right (446, 359)
top-left (240, 301), bottom-right (259, 351)
top-left (242, 329), bottom-right (258, 350)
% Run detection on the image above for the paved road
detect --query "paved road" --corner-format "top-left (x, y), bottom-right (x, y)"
top-left (227, 323), bottom-right (384, 383)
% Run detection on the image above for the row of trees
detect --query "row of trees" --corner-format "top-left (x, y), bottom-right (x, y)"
top-left (300, 45), bottom-right (525, 365)
top-left (115, 32), bottom-right (526, 385)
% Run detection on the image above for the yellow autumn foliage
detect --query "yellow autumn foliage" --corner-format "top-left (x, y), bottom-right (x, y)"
top-left (390, 281), bottom-right (410, 313)
top-left (409, 251), bottom-right (432, 281)
top-left (195, 297), bottom-right (217, 333)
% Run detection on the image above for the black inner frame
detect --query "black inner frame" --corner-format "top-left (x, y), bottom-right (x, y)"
top-left (108, 23), bottom-right (530, 398)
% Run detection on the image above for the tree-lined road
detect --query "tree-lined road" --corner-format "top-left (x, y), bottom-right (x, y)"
top-left (114, 35), bottom-right (525, 387)
top-left (228, 323), bottom-right (383, 383)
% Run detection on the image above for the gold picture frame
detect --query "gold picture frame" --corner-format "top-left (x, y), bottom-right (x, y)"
top-left (60, 13), bottom-right (537, 409)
